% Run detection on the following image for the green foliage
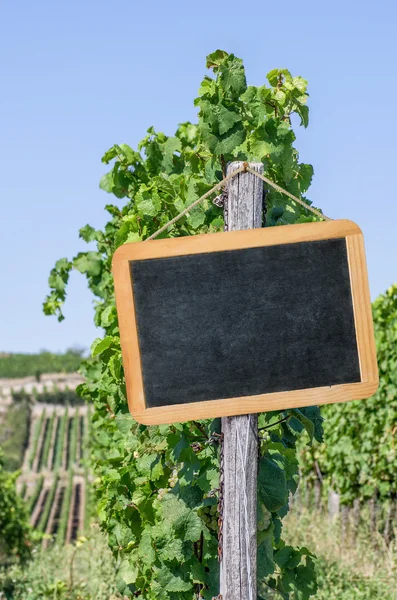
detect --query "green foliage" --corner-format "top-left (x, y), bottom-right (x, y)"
top-left (28, 411), bottom-right (45, 469)
top-left (83, 408), bottom-right (92, 533)
top-left (0, 349), bottom-right (84, 378)
top-left (53, 409), bottom-right (68, 470)
top-left (0, 451), bottom-right (32, 565)
top-left (36, 417), bottom-right (50, 472)
top-left (312, 556), bottom-right (396, 600)
top-left (285, 508), bottom-right (397, 600)
top-left (300, 284), bottom-right (397, 507)
top-left (57, 470), bottom-right (73, 545)
top-left (40, 412), bottom-right (55, 471)
top-left (72, 411), bottom-right (80, 466)
top-left (0, 401), bottom-right (30, 472)
top-left (12, 388), bottom-right (83, 406)
top-left (27, 476), bottom-right (44, 515)
top-left (37, 473), bottom-right (59, 533)
top-left (44, 50), bottom-right (324, 598)
top-left (35, 388), bottom-right (84, 406)
top-left (84, 468), bottom-right (91, 533)
top-left (19, 482), bottom-right (27, 500)
top-left (0, 525), bottom-right (122, 599)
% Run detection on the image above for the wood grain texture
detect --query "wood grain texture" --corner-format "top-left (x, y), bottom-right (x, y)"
top-left (220, 161), bottom-right (262, 600)
top-left (346, 234), bottom-right (379, 385)
top-left (112, 250), bottom-right (146, 414)
top-left (112, 219), bottom-right (361, 263)
top-left (221, 414), bottom-right (258, 600)
top-left (124, 381), bottom-right (379, 425)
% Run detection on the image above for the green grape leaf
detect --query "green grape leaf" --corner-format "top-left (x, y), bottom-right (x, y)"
top-left (114, 411), bottom-right (133, 434)
top-left (91, 336), bottom-right (114, 357)
top-left (137, 198), bottom-right (158, 217)
top-left (206, 49), bottom-right (229, 69)
top-left (219, 55), bottom-right (247, 98)
top-left (119, 143), bottom-right (140, 163)
top-left (99, 171), bottom-right (114, 192)
top-left (188, 205), bottom-right (206, 229)
top-left (156, 565), bottom-right (192, 592)
top-left (289, 409), bottom-right (315, 443)
top-left (79, 224), bottom-right (97, 242)
top-left (217, 104), bottom-right (242, 135)
top-left (258, 456), bottom-right (288, 512)
top-left (73, 252), bottom-right (102, 276)
top-left (162, 137), bottom-right (182, 173)
top-left (118, 557), bottom-right (138, 585)
top-left (101, 145), bottom-right (119, 164)
top-left (201, 122), bottom-right (246, 156)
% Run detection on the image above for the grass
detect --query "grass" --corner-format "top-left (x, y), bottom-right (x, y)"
top-left (0, 400), bottom-right (30, 472)
top-left (2, 491), bottom-right (396, 599)
top-left (285, 507), bottom-right (397, 599)
top-left (0, 525), bottom-right (122, 600)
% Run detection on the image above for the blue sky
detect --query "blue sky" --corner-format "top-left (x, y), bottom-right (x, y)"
top-left (1, 0), bottom-right (396, 353)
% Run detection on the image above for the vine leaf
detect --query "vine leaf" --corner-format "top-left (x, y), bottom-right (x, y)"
top-left (73, 252), bottom-right (102, 276)
top-left (118, 557), bottom-right (139, 585)
top-left (289, 409), bottom-right (315, 443)
top-left (91, 336), bottom-right (113, 357)
top-left (156, 565), bottom-right (192, 592)
top-left (258, 456), bottom-right (288, 512)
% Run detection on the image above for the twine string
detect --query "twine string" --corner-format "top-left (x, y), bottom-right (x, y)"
top-left (244, 165), bottom-right (329, 222)
top-left (146, 163), bottom-right (331, 241)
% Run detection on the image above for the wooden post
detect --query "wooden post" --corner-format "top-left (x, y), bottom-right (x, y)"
top-left (220, 162), bottom-right (263, 600)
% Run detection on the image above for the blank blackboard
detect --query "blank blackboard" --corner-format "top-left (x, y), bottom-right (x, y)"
top-left (112, 220), bottom-right (378, 424)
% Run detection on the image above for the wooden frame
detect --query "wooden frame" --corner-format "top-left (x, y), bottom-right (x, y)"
top-left (112, 219), bottom-right (378, 425)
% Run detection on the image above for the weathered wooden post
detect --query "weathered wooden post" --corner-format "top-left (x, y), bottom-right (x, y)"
top-left (220, 161), bottom-right (264, 600)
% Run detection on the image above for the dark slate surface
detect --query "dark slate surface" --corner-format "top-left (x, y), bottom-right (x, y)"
top-left (129, 238), bottom-right (361, 408)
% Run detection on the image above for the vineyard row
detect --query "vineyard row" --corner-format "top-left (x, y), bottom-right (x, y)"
top-left (17, 405), bottom-right (91, 545)
top-left (21, 471), bottom-right (89, 545)
top-left (26, 407), bottom-right (88, 473)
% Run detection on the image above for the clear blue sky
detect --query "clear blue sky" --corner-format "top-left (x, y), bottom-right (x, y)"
top-left (1, 0), bottom-right (396, 353)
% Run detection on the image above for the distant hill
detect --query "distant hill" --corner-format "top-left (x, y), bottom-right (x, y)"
top-left (0, 349), bottom-right (86, 378)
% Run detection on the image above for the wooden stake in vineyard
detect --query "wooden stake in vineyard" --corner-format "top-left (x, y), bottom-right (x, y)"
top-left (220, 162), bottom-right (263, 600)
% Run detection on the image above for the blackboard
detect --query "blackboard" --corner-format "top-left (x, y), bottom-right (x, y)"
top-left (112, 220), bottom-right (378, 424)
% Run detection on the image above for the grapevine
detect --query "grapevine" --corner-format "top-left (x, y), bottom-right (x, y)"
top-left (53, 408), bottom-right (68, 470)
top-left (27, 475), bottom-right (44, 514)
top-left (28, 411), bottom-right (45, 469)
top-left (56, 470), bottom-right (73, 545)
top-left (40, 412), bottom-right (55, 470)
top-left (37, 472), bottom-right (59, 533)
top-left (0, 451), bottom-right (32, 564)
top-left (300, 284), bottom-right (397, 511)
top-left (44, 50), bottom-right (324, 598)
top-left (68, 410), bottom-right (79, 467)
